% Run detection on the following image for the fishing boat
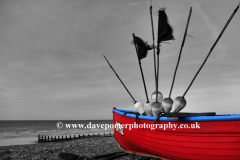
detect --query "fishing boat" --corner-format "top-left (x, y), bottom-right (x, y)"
top-left (104, 2), bottom-right (240, 160)
top-left (113, 108), bottom-right (240, 160)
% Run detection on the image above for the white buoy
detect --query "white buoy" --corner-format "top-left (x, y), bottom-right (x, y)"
top-left (151, 102), bottom-right (162, 117)
top-left (151, 91), bottom-right (163, 103)
top-left (144, 102), bottom-right (152, 116)
top-left (161, 98), bottom-right (173, 113)
top-left (173, 96), bottom-right (186, 112)
top-left (151, 91), bottom-right (163, 117)
top-left (134, 102), bottom-right (145, 115)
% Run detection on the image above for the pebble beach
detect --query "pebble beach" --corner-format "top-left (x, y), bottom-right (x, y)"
top-left (0, 137), bottom-right (160, 160)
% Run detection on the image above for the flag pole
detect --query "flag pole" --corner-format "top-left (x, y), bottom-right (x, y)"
top-left (150, 0), bottom-right (157, 90)
top-left (173, 3), bottom-right (240, 113)
top-left (151, 9), bottom-right (163, 117)
top-left (156, 48), bottom-right (160, 102)
top-left (169, 7), bottom-right (192, 98)
top-left (103, 55), bottom-right (146, 115)
top-left (155, 9), bottom-right (164, 103)
top-left (132, 33), bottom-right (150, 103)
top-left (183, 3), bottom-right (239, 98)
top-left (162, 7), bottom-right (192, 113)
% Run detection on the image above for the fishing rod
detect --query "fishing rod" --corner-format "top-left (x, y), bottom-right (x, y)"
top-left (174, 3), bottom-right (240, 112)
top-left (103, 55), bottom-right (146, 115)
top-left (161, 7), bottom-right (192, 113)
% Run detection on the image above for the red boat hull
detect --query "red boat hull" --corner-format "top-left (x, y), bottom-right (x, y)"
top-left (113, 108), bottom-right (240, 160)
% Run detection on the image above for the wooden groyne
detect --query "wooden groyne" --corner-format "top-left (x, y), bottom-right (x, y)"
top-left (38, 132), bottom-right (113, 143)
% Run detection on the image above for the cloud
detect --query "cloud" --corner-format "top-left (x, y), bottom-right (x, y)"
top-left (181, 61), bottom-right (202, 65)
top-left (127, 3), bottom-right (141, 6)
top-left (47, 79), bottom-right (112, 100)
top-left (192, 2), bottom-right (229, 61)
top-left (193, 2), bottom-right (219, 39)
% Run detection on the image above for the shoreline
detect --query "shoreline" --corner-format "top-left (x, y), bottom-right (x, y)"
top-left (0, 137), bottom-right (38, 147)
top-left (0, 130), bottom-right (113, 147)
top-left (0, 137), bottom-right (159, 160)
top-left (0, 137), bottom-right (118, 160)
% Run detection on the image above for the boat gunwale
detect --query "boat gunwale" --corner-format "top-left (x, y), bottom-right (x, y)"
top-left (113, 108), bottom-right (240, 122)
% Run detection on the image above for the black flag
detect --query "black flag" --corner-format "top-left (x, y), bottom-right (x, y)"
top-left (158, 9), bottom-right (174, 42)
top-left (132, 36), bottom-right (153, 60)
top-left (158, 24), bottom-right (174, 42)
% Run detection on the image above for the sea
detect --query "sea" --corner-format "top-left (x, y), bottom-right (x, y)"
top-left (0, 120), bottom-right (114, 147)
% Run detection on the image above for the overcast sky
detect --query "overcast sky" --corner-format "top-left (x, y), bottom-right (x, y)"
top-left (0, 0), bottom-right (240, 120)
